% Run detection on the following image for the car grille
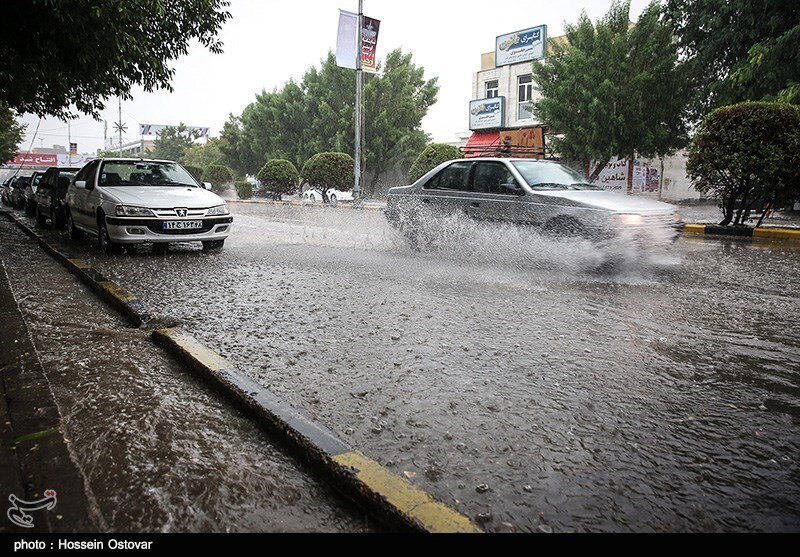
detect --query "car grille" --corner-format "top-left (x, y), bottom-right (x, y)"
top-left (152, 208), bottom-right (208, 218)
top-left (641, 212), bottom-right (678, 227)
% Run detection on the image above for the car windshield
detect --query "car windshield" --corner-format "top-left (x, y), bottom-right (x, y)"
top-left (98, 160), bottom-right (199, 187)
top-left (511, 161), bottom-right (603, 190)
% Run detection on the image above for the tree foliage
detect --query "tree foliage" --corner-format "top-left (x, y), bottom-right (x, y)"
top-left (0, 103), bottom-right (24, 163)
top-left (687, 102), bottom-right (800, 226)
top-left (203, 164), bottom-right (234, 192)
top-left (664, 0), bottom-right (800, 121)
top-left (151, 124), bottom-right (201, 162)
top-left (532, 1), bottom-right (689, 180)
top-left (183, 164), bottom-right (204, 182)
top-left (183, 137), bottom-right (224, 169)
top-left (234, 180), bottom-right (252, 200)
top-left (257, 159), bottom-right (299, 195)
top-left (220, 49), bottom-right (438, 196)
top-left (408, 143), bottom-right (462, 183)
top-left (0, 0), bottom-right (230, 118)
top-left (300, 152), bottom-right (354, 201)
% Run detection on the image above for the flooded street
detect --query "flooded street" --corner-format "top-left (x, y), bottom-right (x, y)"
top-left (0, 218), bottom-right (375, 532)
top-left (9, 203), bottom-right (800, 532)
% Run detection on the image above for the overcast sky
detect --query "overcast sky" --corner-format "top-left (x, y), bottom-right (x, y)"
top-left (19, 0), bottom-right (651, 154)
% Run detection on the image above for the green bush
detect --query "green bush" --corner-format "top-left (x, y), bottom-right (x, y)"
top-left (300, 152), bottom-right (354, 200)
top-left (687, 102), bottom-right (800, 226)
top-left (203, 164), bottom-right (234, 193)
top-left (183, 164), bottom-right (203, 183)
top-left (257, 159), bottom-right (299, 195)
top-left (408, 143), bottom-right (462, 183)
top-left (234, 180), bottom-right (252, 199)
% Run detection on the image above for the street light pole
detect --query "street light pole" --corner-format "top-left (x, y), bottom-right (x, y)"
top-left (353, 0), bottom-right (363, 204)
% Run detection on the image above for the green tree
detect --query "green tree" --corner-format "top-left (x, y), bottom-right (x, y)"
top-left (0, 0), bottom-right (230, 118)
top-left (687, 102), bottom-right (800, 226)
top-left (203, 164), bottom-right (234, 193)
top-left (183, 137), bottom-right (224, 170)
top-left (234, 180), bottom-right (253, 200)
top-left (408, 144), bottom-right (462, 183)
top-left (257, 159), bottom-right (299, 197)
top-left (151, 124), bottom-right (201, 162)
top-left (183, 165), bottom-right (204, 182)
top-left (300, 152), bottom-right (354, 203)
top-left (0, 103), bottom-right (25, 163)
top-left (223, 49), bottom-right (438, 196)
top-left (532, 1), bottom-right (689, 181)
top-left (664, 0), bottom-right (800, 121)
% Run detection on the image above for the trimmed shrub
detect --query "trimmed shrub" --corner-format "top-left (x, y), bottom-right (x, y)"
top-left (234, 180), bottom-right (252, 200)
top-left (203, 164), bottom-right (234, 193)
top-left (687, 102), bottom-right (800, 226)
top-left (257, 159), bottom-right (299, 196)
top-left (408, 143), bottom-right (462, 183)
top-left (300, 152), bottom-right (354, 201)
top-left (183, 164), bottom-right (203, 182)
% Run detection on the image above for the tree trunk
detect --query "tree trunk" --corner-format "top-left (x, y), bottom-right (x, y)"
top-left (755, 201), bottom-right (773, 228)
top-left (734, 190), bottom-right (749, 226)
top-left (588, 158), bottom-right (610, 184)
top-left (720, 194), bottom-right (736, 226)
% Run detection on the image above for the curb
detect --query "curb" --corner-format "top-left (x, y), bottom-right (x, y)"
top-left (1, 211), bottom-right (159, 328)
top-left (152, 327), bottom-right (480, 533)
top-left (682, 223), bottom-right (800, 241)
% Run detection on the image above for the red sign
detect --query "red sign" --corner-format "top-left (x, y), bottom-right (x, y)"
top-left (362, 16), bottom-right (380, 73)
top-left (6, 153), bottom-right (58, 167)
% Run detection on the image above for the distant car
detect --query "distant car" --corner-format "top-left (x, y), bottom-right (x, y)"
top-left (23, 171), bottom-right (43, 216)
top-left (65, 158), bottom-right (232, 253)
top-left (33, 166), bottom-right (81, 228)
top-left (385, 158), bottom-right (681, 248)
top-left (10, 176), bottom-right (31, 210)
top-left (302, 187), bottom-right (354, 206)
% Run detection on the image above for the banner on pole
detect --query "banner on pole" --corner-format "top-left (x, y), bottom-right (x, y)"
top-left (138, 124), bottom-right (209, 138)
top-left (336, 9), bottom-right (381, 72)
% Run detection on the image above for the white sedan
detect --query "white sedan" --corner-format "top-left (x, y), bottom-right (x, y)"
top-left (302, 187), bottom-right (353, 206)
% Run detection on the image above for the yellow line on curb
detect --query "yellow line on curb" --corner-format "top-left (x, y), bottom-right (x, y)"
top-left (332, 451), bottom-right (480, 533)
top-left (156, 328), bottom-right (233, 372)
top-left (682, 224), bottom-right (706, 234)
top-left (97, 281), bottom-right (135, 303)
top-left (67, 258), bottom-right (92, 270)
top-left (753, 227), bottom-right (800, 240)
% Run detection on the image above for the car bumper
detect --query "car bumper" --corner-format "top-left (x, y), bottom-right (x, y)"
top-left (105, 216), bottom-right (233, 244)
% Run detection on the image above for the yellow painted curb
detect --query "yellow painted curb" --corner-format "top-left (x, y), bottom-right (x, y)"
top-left (67, 258), bottom-right (92, 270)
top-left (682, 223), bottom-right (706, 234)
top-left (333, 451), bottom-right (480, 533)
top-left (97, 280), bottom-right (135, 304)
top-left (753, 227), bottom-right (800, 240)
top-left (155, 328), bottom-right (233, 373)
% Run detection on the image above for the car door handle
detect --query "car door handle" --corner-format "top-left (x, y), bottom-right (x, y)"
top-left (470, 202), bottom-right (480, 208)
top-left (421, 198), bottom-right (430, 203)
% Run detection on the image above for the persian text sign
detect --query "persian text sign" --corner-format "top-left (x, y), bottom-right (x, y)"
top-left (591, 157), bottom-right (629, 192)
top-left (6, 153), bottom-right (58, 167)
top-left (361, 16), bottom-right (380, 73)
top-left (496, 25), bottom-right (546, 66)
top-left (469, 97), bottom-right (505, 130)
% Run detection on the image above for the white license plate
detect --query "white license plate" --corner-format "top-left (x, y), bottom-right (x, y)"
top-left (163, 220), bottom-right (202, 230)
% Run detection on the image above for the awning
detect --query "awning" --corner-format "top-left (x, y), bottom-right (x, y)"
top-left (462, 131), bottom-right (500, 158)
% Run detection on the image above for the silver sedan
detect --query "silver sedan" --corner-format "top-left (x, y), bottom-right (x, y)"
top-left (385, 158), bottom-right (681, 248)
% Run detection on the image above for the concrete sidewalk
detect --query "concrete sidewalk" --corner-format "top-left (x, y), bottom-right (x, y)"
top-left (0, 259), bottom-right (95, 533)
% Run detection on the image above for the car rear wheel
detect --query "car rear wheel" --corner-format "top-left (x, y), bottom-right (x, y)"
top-left (202, 240), bottom-right (225, 251)
top-left (35, 206), bottom-right (46, 226)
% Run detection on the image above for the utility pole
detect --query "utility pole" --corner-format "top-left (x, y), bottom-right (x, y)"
top-left (353, 0), bottom-right (363, 204)
top-left (67, 122), bottom-right (72, 165)
top-left (118, 98), bottom-right (123, 156)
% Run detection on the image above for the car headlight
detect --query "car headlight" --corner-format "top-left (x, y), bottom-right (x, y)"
top-left (206, 204), bottom-right (229, 216)
top-left (115, 205), bottom-right (155, 217)
top-left (611, 213), bottom-right (645, 226)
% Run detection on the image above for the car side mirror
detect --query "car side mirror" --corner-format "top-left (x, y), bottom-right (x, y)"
top-left (74, 180), bottom-right (86, 189)
top-left (203, 182), bottom-right (212, 191)
top-left (500, 182), bottom-right (523, 195)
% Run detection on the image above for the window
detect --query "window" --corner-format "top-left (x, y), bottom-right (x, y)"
top-left (517, 74), bottom-right (533, 120)
top-left (98, 160), bottom-right (198, 187)
top-left (424, 162), bottom-right (473, 191)
top-left (485, 79), bottom-right (499, 99)
top-left (472, 162), bottom-right (520, 195)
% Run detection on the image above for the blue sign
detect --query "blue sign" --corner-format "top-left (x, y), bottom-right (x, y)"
top-left (469, 97), bottom-right (505, 130)
top-left (496, 25), bottom-right (547, 66)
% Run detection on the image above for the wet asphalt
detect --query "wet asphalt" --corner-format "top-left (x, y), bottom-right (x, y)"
top-left (6, 203), bottom-right (800, 532)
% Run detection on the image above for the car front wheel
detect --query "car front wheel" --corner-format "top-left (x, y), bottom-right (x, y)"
top-left (98, 218), bottom-right (119, 254)
top-left (66, 210), bottom-right (82, 240)
top-left (35, 206), bottom-right (46, 226)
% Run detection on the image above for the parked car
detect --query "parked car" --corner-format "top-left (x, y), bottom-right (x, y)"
top-left (65, 158), bottom-right (232, 253)
top-left (33, 166), bottom-right (81, 228)
top-left (385, 158), bottom-right (681, 248)
top-left (302, 187), bottom-right (353, 206)
top-left (10, 176), bottom-right (31, 211)
top-left (23, 171), bottom-right (43, 216)
top-left (0, 177), bottom-right (13, 206)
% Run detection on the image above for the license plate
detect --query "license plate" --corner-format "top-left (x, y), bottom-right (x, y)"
top-left (163, 220), bottom-right (202, 230)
